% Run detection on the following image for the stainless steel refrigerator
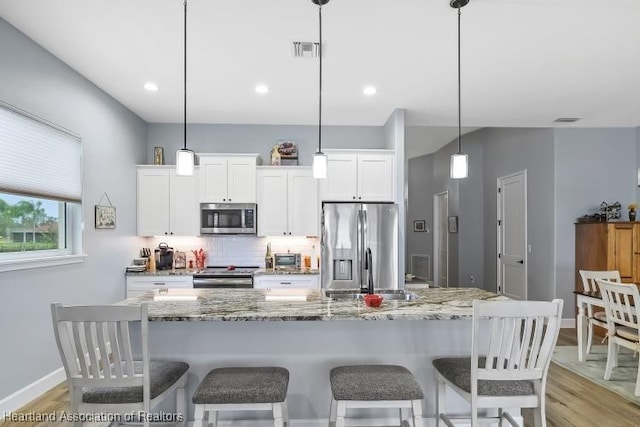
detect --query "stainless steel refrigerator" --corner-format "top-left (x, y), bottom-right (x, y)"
top-left (321, 202), bottom-right (399, 292)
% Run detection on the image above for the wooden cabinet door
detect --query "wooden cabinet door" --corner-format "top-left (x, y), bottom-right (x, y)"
top-left (200, 157), bottom-right (228, 202)
top-left (357, 154), bottom-right (395, 202)
top-left (288, 169), bottom-right (318, 236)
top-left (137, 168), bottom-right (170, 236)
top-left (257, 169), bottom-right (288, 236)
top-left (320, 154), bottom-right (357, 201)
top-left (608, 223), bottom-right (635, 282)
top-left (227, 157), bottom-right (257, 203)
top-left (169, 170), bottom-right (199, 236)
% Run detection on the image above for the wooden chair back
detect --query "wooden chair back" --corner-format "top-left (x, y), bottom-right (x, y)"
top-left (471, 299), bottom-right (564, 385)
top-left (579, 270), bottom-right (621, 293)
top-left (597, 280), bottom-right (640, 332)
top-left (51, 303), bottom-right (150, 394)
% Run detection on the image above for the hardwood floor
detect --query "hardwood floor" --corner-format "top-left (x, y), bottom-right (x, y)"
top-left (2, 329), bottom-right (639, 427)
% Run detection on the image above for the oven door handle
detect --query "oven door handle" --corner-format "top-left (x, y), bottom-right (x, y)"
top-left (193, 277), bottom-right (253, 287)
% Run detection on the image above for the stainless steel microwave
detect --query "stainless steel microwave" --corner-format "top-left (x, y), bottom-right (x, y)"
top-left (200, 203), bottom-right (257, 235)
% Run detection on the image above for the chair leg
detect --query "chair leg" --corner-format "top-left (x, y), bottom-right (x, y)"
top-left (635, 358), bottom-right (640, 396)
top-left (436, 376), bottom-right (446, 427)
top-left (411, 400), bottom-right (423, 427)
top-left (282, 400), bottom-right (290, 427)
top-left (193, 405), bottom-right (204, 427)
top-left (470, 401), bottom-right (478, 427)
top-left (329, 396), bottom-right (337, 426)
top-left (273, 402), bottom-right (284, 427)
top-left (209, 410), bottom-right (217, 427)
top-left (176, 382), bottom-right (187, 427)
top-left (605, 339), bottom-right (616, 380)
top-left (335, 401), bottom-right (347, 427)
top-left (586, 321), bottom-right (594, 355)
top-left (400, 407), bottom-right (409, 426)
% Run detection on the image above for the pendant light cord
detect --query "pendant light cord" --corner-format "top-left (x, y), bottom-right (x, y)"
top-left (318, 4), bottom-right (323, 153)
top-left (183, 0), bottom-right (188, 151)
top-left (457, 6), bottom-right (462, 155)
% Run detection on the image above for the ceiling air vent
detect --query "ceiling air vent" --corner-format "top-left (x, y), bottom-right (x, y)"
top-left (293, 41), bottom-right (319, 58)
top-left (553, 117), bottom-right (581, 123)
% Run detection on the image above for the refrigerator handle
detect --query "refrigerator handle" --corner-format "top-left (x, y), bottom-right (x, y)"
top-left (361, 208), bottom-right (369, 290)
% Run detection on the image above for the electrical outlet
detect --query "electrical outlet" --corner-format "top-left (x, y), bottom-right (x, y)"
top-left (425, 228), bottom-right (430, 234)
top-left (469, 275), bottom-right (475, 284)
top-left (528, 244), bottom-right (532, 253)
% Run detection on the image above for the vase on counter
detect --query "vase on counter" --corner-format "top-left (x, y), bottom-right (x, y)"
top-left (630, 209), bottom-right (636, 221)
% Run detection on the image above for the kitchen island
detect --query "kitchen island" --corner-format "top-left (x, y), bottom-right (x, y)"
top-left (120, 288), bottom-right (509, 425)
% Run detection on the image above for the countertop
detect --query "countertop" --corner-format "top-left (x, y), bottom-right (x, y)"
top-left (119, 287), bottom-right (507, 321)
top-left (254, 268), bottom-right (320, 276)
top-left (125, 269), bottom-right (197, 277)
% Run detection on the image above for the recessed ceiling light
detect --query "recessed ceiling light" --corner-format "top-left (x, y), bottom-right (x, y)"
top-left (363, 86), bottom-right (377, 96)
top-left (255, 84), bottom-right (269, 94)
top-left (144, 82), bottom-right (159, 92)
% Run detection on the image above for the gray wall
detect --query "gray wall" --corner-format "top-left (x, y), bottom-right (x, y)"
top-left (407, 154), bottom-right (435, 277)
top-left (0, 18), bottom-right (147, 399)
top-left (554, 128), bottom-right (638, 317)
top-left (481, 128), bottom-right (555, 303)
top-left (147, 123), bottom-right (385, 166)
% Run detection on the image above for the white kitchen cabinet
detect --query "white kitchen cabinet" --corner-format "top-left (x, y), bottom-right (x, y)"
top-left (257, 167), bottom-right (318, 236)
top-left (253, 274), bottom-right (320, 290)
top-left (126, 275), bottom-right (193, 298)
top-left (320, 150), bottom-right (395, 202)
top-left (137, 166), bottom-right (199, 237)
top-left (199, 154), bottom-right (259, 203)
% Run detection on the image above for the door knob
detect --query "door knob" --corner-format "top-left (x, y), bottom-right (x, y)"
top-left (517, 260), bottom-right (524, 264)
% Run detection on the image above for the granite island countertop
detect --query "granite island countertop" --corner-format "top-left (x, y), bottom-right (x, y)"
top-left (119, 287), bottom-right (508, 322)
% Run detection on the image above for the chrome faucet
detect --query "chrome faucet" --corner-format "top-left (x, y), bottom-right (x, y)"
top-left (364, 247), bottom-right (374, 294)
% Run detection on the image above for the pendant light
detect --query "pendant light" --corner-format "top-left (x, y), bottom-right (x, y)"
top-left (176, 0), bottom-right (195, 176)
top-left (311, 0), bottom-right (329, 179)
top-left (450, 0), bottom-right (469, 179)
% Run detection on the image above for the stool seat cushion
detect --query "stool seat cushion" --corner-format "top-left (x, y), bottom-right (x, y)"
top-left (433, 357), bottom-right (534, 396)
top-left (330, 365), bottom-right (424, 401)
top-left (192, 367), bottom-right (289, 404)
top-left (83, 360), bottom-right (189, 404)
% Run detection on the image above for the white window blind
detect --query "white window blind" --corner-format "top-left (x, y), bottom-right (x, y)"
top-left (0, 102), bottom-right (82, 202)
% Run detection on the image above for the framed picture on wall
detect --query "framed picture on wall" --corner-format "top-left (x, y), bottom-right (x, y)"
top-left (448, 216), bottom-right (458, 233)
top-left (95, 205), bottom-right (116, 229)
top-left (413, 220), bottom-right (426, 232)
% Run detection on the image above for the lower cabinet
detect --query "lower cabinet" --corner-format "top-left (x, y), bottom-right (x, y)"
top-left (253, 274), bottom-right (320, 290)
top-left (126, 275), bottom-right (193, 298)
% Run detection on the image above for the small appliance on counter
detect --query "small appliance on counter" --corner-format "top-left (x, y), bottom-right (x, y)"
top-left (274, 253), bottom-right (301, 271)
top-left (154, 242), bottom-right (174, 270)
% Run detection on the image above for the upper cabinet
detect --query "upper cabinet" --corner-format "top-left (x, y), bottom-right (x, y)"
top-left (257, 167), bottom-right (318, 237)
top-left (319, 150), bottom-right (395, 202)
top-left (199, 154), bottom-right (259, 203)
top-left (137, 166), bottom-right (199, 237)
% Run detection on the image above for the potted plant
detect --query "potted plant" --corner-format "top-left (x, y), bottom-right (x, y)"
top-left (629, 203), bottom-right (637, 221)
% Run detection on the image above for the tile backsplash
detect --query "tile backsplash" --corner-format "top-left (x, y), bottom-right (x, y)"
top-left (143, 236), bottom-right (319, 268)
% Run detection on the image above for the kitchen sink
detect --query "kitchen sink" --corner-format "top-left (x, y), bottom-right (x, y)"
top-left (326, 290), bottom-right (418, 301)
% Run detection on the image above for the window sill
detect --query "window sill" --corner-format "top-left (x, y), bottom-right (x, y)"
top-left (0, 254), bottom-right (87, 273)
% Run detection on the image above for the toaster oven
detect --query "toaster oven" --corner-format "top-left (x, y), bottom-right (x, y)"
top-left (274, 253), bottom-right (301, 270)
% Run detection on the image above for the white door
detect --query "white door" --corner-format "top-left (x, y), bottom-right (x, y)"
top-left (199, 157), bottom-right (228, 202)
top-left (433, 191), bottom-right (449, 287)
top-left (227, 157), bottom-right (257, 203)
top-left (320, 154), bottom-right (357, 201)
top-left (288, 169), bottom-right (318, 236)
top-left (497, 171), bottom-right (527, 300)
top-left (357, 154), bottom-right (394, 202)
top-left (257, 170), bottom-right (288, 236)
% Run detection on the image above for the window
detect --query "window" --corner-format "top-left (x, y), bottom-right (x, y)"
top-left (0, 101), bottom-right (83, 271)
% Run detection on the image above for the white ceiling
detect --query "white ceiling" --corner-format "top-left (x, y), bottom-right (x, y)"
top-left (1, 0), bottom-right (640, 134)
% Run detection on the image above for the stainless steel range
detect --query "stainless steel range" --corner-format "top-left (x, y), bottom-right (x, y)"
top-left (192, 266), bottom-right (259, 288)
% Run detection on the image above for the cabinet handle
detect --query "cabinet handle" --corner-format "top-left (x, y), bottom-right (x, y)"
top-left (153, 282), bottom-right (166, 286)
top-left (288, 232), bottom-right (292, 235)
top-left (164, 232), bottom-right (168, 235)
top-left (229, 198), bottom-right (232, 201)
top-left (170, 232), bottom-right (173, 235)
top-left (358, 197), bottom-right (362, 200)
top-left (280, 282), bottom-right (292, 285)
top-left (283, 232), bottom-right (287, 235)
top-left (353, 196), bottom-right (356, 200)
top-left (223, 198), bottom-right (226, 201)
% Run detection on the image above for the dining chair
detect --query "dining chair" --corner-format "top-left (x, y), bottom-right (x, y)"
top-left (51, 303), bottom-right (189, 427)
top-left (596, 279), bottom-right (640, 396)
top-left (579, 270), bottom-right (622, 355)
top-left (433, 299), bottom-right (563, 427)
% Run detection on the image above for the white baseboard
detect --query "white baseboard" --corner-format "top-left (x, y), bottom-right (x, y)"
top-left (0, 367), bottom-right (65, 419)
top-left (561, 318), bottom-right (576, 329)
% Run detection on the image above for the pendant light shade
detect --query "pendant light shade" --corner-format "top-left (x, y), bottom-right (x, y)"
top-left (176, 0), bottom-right (194, 176)
top-left (312, 0), bottom-right (329, 179)
top-left (313, 151), bottom-right (327, 179)
top-left (450, 152), bottom-right (468, 179)
top-left (449, 0), bottom-right (469, 180)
